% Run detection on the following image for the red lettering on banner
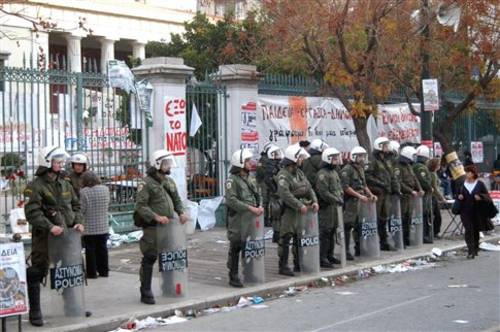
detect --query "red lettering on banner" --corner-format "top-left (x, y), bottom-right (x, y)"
top-left (166, 132), bottom-right (187, 155)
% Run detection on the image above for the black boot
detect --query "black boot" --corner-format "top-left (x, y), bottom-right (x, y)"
top-left (320, 231), bottom-right (334, 268)
top-left (140, 258), bottom-right (156, 305)
top-left (355, 241), bottom-right (361, 257)
top-left (327, 229), bottom-right (341, 264)
top-left (272, 230), bottom-right (280, 243)
top-left (293, 236), bottom-right (300, 272)
top-left (227, 242), bottom-right (243, 287)
top-left (278, 235), bottom-right (294, 276)
top-left (28, 282), bottom-right (43, 326)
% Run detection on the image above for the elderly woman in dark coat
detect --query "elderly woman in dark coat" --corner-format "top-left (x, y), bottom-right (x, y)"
top-left (457, 165), bottom-right (492, 259)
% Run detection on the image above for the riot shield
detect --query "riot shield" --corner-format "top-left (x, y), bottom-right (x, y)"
top-left (157, 214), bottom-right (188, 297)
top-left (241, 211), bottom-right (265, 284)
top-left (335, 205), bottom-right (346, 268)
top-left (423, 194), bottom-right (434, 243)
top-left (388, 196), bottom-right (404, 251)
top-left (48, 229), bottom-right (85, 318)
top-left (409, 196), bottom-right (424, 247)
top-left (298, 208), bottom-right (320, 274)
top-left (359, 201), bottom-right (380, 258)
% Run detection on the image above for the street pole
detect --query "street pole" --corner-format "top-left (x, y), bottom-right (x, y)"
top-left (420, 0), bottom-right (433, 148)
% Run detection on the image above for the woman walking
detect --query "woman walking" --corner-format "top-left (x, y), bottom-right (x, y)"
top-left (80, 171), bottom-right (111, 277)
top-left (456, 165), bottom-right (491, 259)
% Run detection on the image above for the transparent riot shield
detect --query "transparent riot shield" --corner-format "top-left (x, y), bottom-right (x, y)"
top-left (48, 229), bottom-right (85, 318)
top-left (423, 194), bottom-right (434, 243)
top-left (410, 196), bottom-right (424, 247)
top-left (335, 205), bottom-right (346, 268)
top-left (388, 196), bottom-right (404, 251)
top-left (359, 201), bottom-right (380, 258)
top-left (241, 211), bottom-right (265, 284)
top-left (157, 214), bottom-right (188, 297)
top-left (298, 208), bottom-right (320, 274)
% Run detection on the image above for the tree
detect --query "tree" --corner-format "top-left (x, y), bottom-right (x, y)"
top-left (261, 0), bottom-right (410, 151)
top-left (389, 0), bottom-right (499, 153)
top-left (146, 12), bottom-right (264, 79)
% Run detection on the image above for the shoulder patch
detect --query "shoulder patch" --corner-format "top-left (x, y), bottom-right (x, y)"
top-left (226, 180), bottom-right (232, 190)
top-left (420, 171), bottom-right (426, 177)
top-left (394, 169), bottom-right (401, 176)
top-left (137, 183), bottom-right (144, 192)
top-left (341, 171), bottom-right (349, 178)
top-left (318, 174), bottom-right (325, 181)
top-left (278, 179), bottom-right (286, 186)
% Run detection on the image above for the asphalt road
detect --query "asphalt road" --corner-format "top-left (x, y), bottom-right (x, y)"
top-left (155, 250), bottom-right (500, 332)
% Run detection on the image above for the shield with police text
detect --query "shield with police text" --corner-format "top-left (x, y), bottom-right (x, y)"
top-left (298, 209), bottom-right (320, 274)
top-left (241, 211), bottom-right (265, 284)
top-left (409, 196), bottom-right (424, 247)
top-left (48, 229), bottom-right (86, 318)
top-left (157, 214), bottom-right (188, 297)
top-left (359, 201), bottom-right (380, 258)
top-left (388, 196), bottom-right (404, 251)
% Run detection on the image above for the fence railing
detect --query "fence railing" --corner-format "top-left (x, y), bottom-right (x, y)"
top-left (0, 65), bottom-right (147, 228)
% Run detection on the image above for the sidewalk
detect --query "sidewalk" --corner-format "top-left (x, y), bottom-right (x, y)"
top-left (10, 215), bottom-right (500, 332)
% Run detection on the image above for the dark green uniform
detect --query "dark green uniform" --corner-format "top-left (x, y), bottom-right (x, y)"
top-left (225, 171), bottom-right (260, 284)
top-left (264, 159), bottom-right (282, 242)
top-left (365, 151), bottom-right (394, 249)
top-left (24, 166), bottom-right (83, 322)
top-left (276, 165), bottom-right (317, 272)
top-left (24, 167), bottom-right (83, 277)
top-left (430, 171), bottom-right (445, 237)
top-left (340, 162), bottom-right (367, 256)
top-left (256, 154), bottom-right (270, 226)
top-left (67, 171), bottom-right (84, 197)
top-left (316, 165), bottom-right (343, 264)
top-left (413, 161), bottom-right (433, 242)
top-left (302, 151), bottom-right (323, 187)
top-left (393, 159), bottom-right (422, 245)
top-left (134, 167), bottom-right (184, 294)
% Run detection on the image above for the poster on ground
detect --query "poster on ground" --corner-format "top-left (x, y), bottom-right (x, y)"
top-left (0, 242), bottom-right (29, 318)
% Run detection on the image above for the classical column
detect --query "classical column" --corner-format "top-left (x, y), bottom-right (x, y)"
top-left (65, 35), bottom-right (82, 72)
top-left (132, 41), bottom-right (146, 60)
top-left (100, 38), bottom-right (115, 73)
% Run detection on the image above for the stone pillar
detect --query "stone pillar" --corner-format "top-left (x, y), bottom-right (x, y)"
top-left (132, 41), bottom-right (146, 60)
top-left (133, 57), bottom-right (194, 200)
top-left (214, 64), bottom-right (261, 171)
top-left (65, 35), bottom-right (82, 72)
top-left (100, 38), bottom-right (115, 73)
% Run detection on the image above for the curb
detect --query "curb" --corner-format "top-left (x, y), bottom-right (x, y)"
top-left (44, 234), bottom-right (500, 332)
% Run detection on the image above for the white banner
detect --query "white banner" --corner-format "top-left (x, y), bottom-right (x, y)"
top-left (164, 96), bottom-right (188, 200)
top-left (257, 95), bottom-right (420, 154)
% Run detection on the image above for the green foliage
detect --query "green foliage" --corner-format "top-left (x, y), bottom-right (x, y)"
top-left (146, 13), bottom-right (266, 78)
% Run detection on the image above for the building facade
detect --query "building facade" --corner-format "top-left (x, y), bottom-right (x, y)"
top-left (0, 0), bottom-right (259, 72)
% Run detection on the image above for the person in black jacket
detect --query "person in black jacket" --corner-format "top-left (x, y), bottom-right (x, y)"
top-left (456, 165), bottom-right (492, 259)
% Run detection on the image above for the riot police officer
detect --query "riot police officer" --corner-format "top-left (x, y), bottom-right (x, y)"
top-left (302, 139), bottom-right (329, 186)
top-left (366, 137), bottom-right (395, 251)
top-left (225, 149), bottom-right (263, 287)
top-left (414, 145), bottom-right (433, 243)
top-left (264, 145), bottom-right (284, 243)
top-left (256, 143), bottom-right (273, 226)
top-left (24, 146), bottom-right (85, 326)
top-left (340, 146), bottom-right (377, 260)
top-left (393, 146), bottom-right (424, 246)
top-left (67, 153), bottom-right (89, 197)
top-left (134, 149), bottom-right (188, 304)
top-left (276, 144), bottom-right (318, 276)
top-left (316, 147), bottom-right (343, 268)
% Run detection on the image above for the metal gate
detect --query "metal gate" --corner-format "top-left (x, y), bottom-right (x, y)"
top-left (186, 81), bottom-right (228, 201)
top-left (0, 64), bottom-right (147, 229)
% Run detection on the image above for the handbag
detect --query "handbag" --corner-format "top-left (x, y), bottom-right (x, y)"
top-left (451, 199), bottom-right (462, 215)
top-left (484, 218), bottom-right (495, 232)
